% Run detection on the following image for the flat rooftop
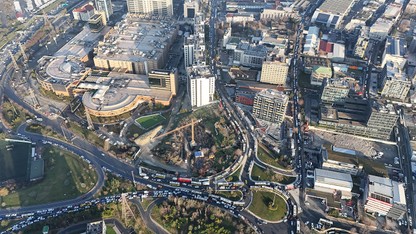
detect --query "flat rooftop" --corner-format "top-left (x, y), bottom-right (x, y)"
top-left (318, 0), bottom-right (355, 15)
top-left (95, 16), bottom-right (177, 63)
top-left (54, 26), bottom-right (109, 59)
top-left (79, 71), bottom-right (172, 112)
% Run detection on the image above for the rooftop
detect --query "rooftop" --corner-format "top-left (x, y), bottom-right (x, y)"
top-left (315, 168), bottom-right (353, 190)
top-left (256, 89), bottom-right (288, 103)
top-left (79, 71), bottom-right (172, 112)
top-left (55, 26), bottom-right (108, 59)
top-left (95, 16), bottom-right (177, 62)
top-left (318, 0), bottom-right (355, 15)
top-left (368, 175), bottom-right (406, 204)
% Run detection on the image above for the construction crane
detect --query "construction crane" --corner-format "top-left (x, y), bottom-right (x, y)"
top-left (153, 119), bottom-right (201, 145)
top-left (18, 43), bottom-right (29, 63)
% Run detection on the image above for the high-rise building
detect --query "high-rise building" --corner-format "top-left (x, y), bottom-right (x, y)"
top-left (72, 4), bottom-right (95, 21)
top-left (184, 0), bottom-right (199, 18)
top-left (95, 0), bottom-right (113, 21)
top-left (252, 89), bottom-right (288, 124)
top-left (260, 61), bottom-right (289, 85)
top-left (184, 36), bottom-right (195, 67)
top-left (188, 66), bottom-right (215, 107)
top-left (148, 69), bottom-right (178, 95)
top-left (127, 0), bottom-right (173, 16)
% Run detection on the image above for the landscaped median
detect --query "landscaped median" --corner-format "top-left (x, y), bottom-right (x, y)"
top-left (248, 189), bottom-right (288, 222)
top-left (251, 163), bottom-right (296, 184)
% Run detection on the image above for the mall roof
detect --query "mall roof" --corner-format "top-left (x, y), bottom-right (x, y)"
top-left (318, 0), bottom-right (355, 15)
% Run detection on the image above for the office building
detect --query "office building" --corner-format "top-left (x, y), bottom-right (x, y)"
top-left (233, 43), bottom-right (267, 68)
top-left (127, 0), bottom-right (173, 16)
top-left (72, 4), bottom-right (95, 21)
top-left (320, 80), bottom-right (350, 104)
top-left (260, 61), bottom-right (289, 85)
top-left (148, 69), bottom-right (178, 95)
top-left (364, 175), bottom-right (406, 220)
top-left (184, 0), bottom-right (198, 18)
top-left (314, 168), bottom-right (353, 199)
top-left (318, 96), bottom-right (398, 140)
top-left (303, 26), bottom-right (320, 56)
top-left (188, 66), bottom-right (215, 107)
top-left (94, 16), bottom-right (178, 75)
top-left (184, 36), bottom-right (195, 67)
top-left (95, 0), bottom-right (113, 21)
top-left (381, 80), bottom-right (410, 102)
top-left (252, 89), bottom-right (288, 124)
top-left (88, 14), bottom-right (105, 32)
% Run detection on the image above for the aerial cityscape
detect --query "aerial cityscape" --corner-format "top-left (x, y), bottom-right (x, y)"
top-left (0, 0), bottom-right (415, 233)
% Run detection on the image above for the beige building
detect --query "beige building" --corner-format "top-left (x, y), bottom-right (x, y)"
top-left (260, 61), bottom-right (289, 85)
top-left (77, 70), bottom-right (173, 118)
top-left (93, 16), bottom-right (178, 75)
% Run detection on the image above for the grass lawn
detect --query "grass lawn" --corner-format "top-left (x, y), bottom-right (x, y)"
top-left (226, 166), bottom-right (242, 182)
top-left (257, 146), bottom-right (285, 169)
top-left (106, 225), bottom-right (117, 234)
top-left (135, 114), bottom-right (166, 130)
top-left (0, 140), bottom-right (32, 182)
top-left (324, 144), bottom-right (387, 177)
top-left (0, 146), bottom-right (97, 208)
top-left (251, 164), bottom-right (296, 184)
top-left (248, 190), bottom-right (287, 221)
top-left (216, 191), bottom-right (243, 201)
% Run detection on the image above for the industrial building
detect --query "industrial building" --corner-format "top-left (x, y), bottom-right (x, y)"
top-left (252, 89), bottom-right (288, 124)
top-left (126, 0), bottom-right (173, 16)
top-left (93, 16), bottom-right (178, 75)
top-left (188, 66), bottom-right (215, 108)
top-left (364, 175), bottom-right (406, 220)
top-left (314, 168), bottom-right (353, 199)
top-left (260, 61), bottom-right (289, 85)
top-left (311, 0), bottom-right (356, 28)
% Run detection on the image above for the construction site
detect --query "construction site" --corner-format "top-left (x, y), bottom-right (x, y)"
top-left (135, 105), bottom-right (241, 177)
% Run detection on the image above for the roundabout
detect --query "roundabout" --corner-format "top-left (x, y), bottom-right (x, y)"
top-left (248, 189), bottom-right (288, 222)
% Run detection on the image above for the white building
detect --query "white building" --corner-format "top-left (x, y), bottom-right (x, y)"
top-left (127, 0), bottom-right (173, 16)
top-left (14, 0), bottom-right (23, 12)
top-left (25, 0), bottom-right (34, 11)
top-left (314, 168), bottom-right (353, 199)
top-left (72, 4), bottom-right (95, 21)
top-left (95, 0), bottom-right (113, 21)
top-left (303, 26), bottom-right (320, 56)
top-left (188, 66), bottom-right (215, 107)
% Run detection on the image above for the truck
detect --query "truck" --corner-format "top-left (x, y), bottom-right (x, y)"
top-left (291, 139), bottom-right (295, 150)
top-left (154, 173), bottom-right (166, 179)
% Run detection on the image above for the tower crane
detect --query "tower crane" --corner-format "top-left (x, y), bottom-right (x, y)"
top-left (152, 119), bottom-right (202, 145)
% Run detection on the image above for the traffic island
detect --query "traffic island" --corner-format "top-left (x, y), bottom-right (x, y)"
top-left (248, 190), bottom-right (288, 222)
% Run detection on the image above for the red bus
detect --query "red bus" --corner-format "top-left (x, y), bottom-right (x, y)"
top-left (178, 177), bottom-right (192, 183)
